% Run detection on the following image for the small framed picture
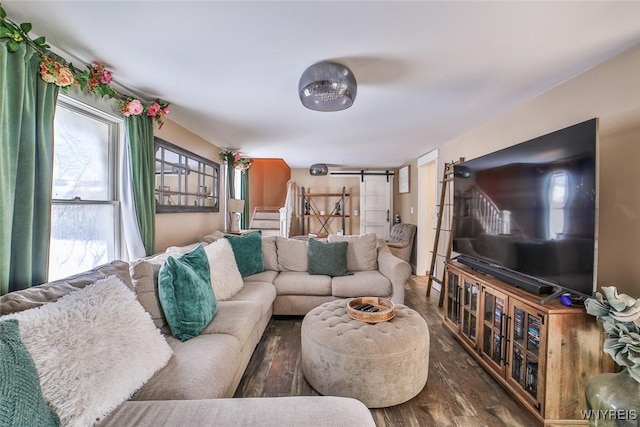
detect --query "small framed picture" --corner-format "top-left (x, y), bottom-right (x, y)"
top-left (399, 165), bottom-right (410, 193)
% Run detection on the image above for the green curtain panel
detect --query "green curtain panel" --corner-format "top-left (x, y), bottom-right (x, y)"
top-left (124, 115), bottom-right (156, 256)
top-left (225, 152), bottom-right (236, 198)
top-left (0, 42), bottom-right (59, 295)
top-left (240, 171), bottom-right (250, 229)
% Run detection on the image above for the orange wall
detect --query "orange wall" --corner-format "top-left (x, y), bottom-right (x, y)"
top-left (248, 159), bottom-right (291, 215)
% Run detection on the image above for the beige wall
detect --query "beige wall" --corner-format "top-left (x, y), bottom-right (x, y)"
top-left (394, 162), bottom-right (419, 226)
top-left (153, 120), bottom-right (225, 252)
top-left (416, 160), bottom-right (437, 275)
top-left (437, 43), bottom-right (640, 296)
top-left (290, 169), bottom-right (361, 236)
top-left (394, 161), bottom-right (419, 267)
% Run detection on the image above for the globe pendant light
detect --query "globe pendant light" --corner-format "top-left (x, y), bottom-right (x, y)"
top-left (309, 163), bottom-right (329, 176)
top-left (299, 61), bottom-right (357, 111)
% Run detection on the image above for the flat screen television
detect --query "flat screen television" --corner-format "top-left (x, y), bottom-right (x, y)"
top-left (452, 118), bottom-right (598, 301)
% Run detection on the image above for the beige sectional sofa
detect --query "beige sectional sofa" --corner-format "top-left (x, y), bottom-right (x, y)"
top-left (1, 232), bottom-right (411, 426)
top-left (235, 233), bottom-right (410, 315)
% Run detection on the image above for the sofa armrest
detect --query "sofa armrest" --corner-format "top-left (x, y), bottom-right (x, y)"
top-left (100, 396), bottom-right (376, 427)
top-left (377, 242), bottom-right (411, 304)
top-left (386, 241), bottom-right (407, 249)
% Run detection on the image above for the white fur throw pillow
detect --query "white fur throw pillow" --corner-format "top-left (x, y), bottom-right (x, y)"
top-left (1, 276), bottom-right (173, 427)
top-left (204, 238), bottom-right (244, 300)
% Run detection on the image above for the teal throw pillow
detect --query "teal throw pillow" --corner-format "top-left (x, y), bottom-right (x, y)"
top-left (0, 319), bottom-right (60, 427)
top-left (158, 245), bottom-right (217, 341)
top-left (224, 231), bottom-right (264, 277)
top-left (308, 238), bottom-right (351, 277)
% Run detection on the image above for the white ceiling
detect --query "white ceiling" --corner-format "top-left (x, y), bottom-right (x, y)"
top-left (5, 1), bottom-right (640, 168)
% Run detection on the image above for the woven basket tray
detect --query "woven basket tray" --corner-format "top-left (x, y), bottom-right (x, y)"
top-left (347, 297), bottom-right (395, 323)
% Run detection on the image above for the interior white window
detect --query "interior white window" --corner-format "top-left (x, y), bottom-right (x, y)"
top-left (547, 170), bottom-right (569, 240)
top-left (234, 169), bottom-right (242, 199)
top-left (234, 168), bottom-right (244, 227)
top-left (48, 96), bottom-right (121, 281)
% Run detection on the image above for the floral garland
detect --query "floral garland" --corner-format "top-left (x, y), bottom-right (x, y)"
top-left (220, 149), bottom-right (253, 173)
top-left (0, 4), bottom-right (170, 128)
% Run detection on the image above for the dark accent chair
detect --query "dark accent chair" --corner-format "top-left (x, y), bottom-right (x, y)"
top-left (387, 223), bottom-right (417, 263)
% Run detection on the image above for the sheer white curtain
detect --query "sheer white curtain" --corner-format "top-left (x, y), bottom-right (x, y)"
top-left (280, 179), bottom-right (296, 237)
top-left (119, 138), bottom-right (146, 260)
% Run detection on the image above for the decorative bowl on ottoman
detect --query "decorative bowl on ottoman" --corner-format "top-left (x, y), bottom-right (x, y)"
top-left (347, 297), bottom-right (395, 323)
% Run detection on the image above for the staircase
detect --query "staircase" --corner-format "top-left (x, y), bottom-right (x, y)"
top-left (249, 207), bottom-right (281, 237)
top-left (467, 186), bottom-right (521, 235)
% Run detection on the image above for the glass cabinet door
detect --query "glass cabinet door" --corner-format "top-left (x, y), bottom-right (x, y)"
top-left (461, 277), bottom-right (479, 346)
top-left (480, 286), bottom-right (509, 375)
top-left (507, 302), bottom-right (544, 411)
top-left (445, 268), bottom-right (461, 326)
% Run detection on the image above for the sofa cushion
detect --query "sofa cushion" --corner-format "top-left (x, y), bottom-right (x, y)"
top-left (225, 232), bottom-right (265, 277)
top-left (308, 238), bottom-right (351, 277)
top-left (201, 301), bottom-right (262, 347)
top-left (331, 270), bottom-right (392, 298)
top-left (133, 333), bottom-right (242, 401)
top-left (130, 255), bottom-right (172, 334)
top-left (262, 235), bottom-right (279, 271)
top-left (243, 270), bottom-right (279, 283)
top-left (230, 282), bottom-right (277, 316)
top-left (204, 239), bottom-right (244, 300)
top-left (1, 277), bottom-right (172, 427)
top-left (328, 233), bottom-right (378, 271)
top-left (276, 237), bottom-right (308, 272)
top-left (165, 242), bottom-right (206, 254)
top-left (0, 260), bottom-right (132, 316)
top-left (158, 246), bottom-right (217, 342)
top-left (273, 272), bottom-right (332, 296)
top-left (200, 230), bottom-right (225, 244)
top-left (0, 319), bottom-right (60, 427)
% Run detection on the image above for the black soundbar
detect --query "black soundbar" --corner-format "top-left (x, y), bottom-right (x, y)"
top-left (455, 255), bottom-right (553, 295)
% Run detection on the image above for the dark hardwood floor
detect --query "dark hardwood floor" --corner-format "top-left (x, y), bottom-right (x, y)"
top-left (235, 276), bottom-right (538, 426)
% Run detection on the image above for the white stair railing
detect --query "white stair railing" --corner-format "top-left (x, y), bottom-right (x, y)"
top-left (469, 187), bottom-right (512, 235)
top-left (280, 180), bottom-right (296, 237)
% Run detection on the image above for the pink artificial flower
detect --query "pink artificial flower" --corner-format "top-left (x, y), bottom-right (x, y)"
top-left (127, 99), bottom-right (144, 116)
top-left (101, 70), bottom-right (113, 84)
top-left (91, 60), bottom-right (100, 68)
top-left (147, 103), bottom-right (160, 117)
top-left (234, 153), bottom-right (241, 161)
top-left (161, 107), bottom-right (170, 116)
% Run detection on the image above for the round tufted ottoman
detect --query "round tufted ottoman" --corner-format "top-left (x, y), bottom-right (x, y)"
top-left (301, 299), bottom-right (429, 408)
